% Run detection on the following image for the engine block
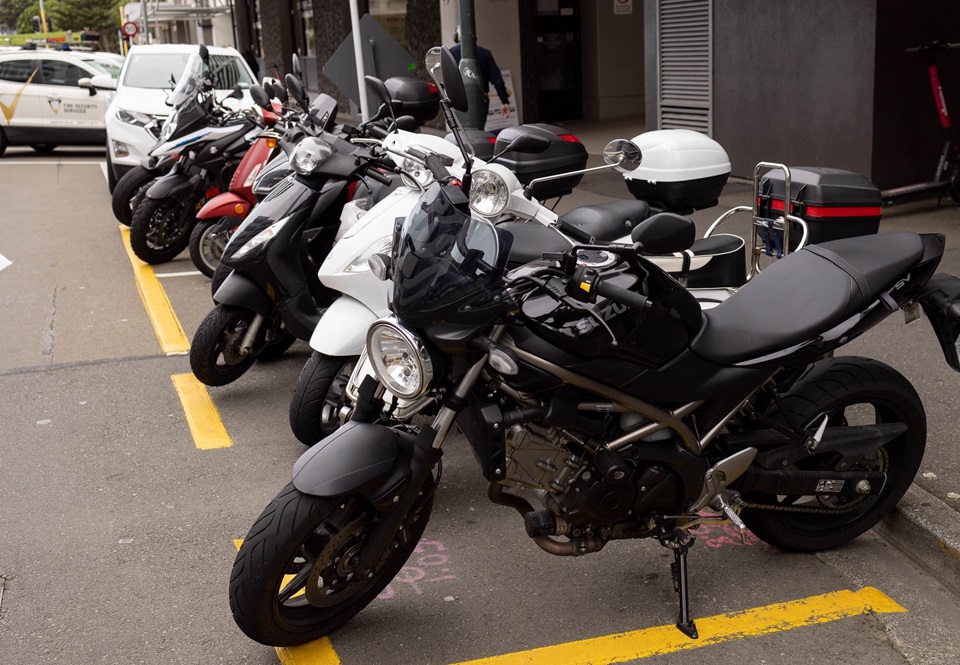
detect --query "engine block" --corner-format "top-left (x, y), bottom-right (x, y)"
top-left (503, 424), bottom-right (579, 493)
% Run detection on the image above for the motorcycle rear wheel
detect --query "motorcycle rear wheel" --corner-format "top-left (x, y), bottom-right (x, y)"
top-left (129, 194), bottom-right (201, 264)
top-left (741, 357), bottom-right (926, 551)
top-left (189, 216), bottom-right (236, 277)
top-left (190, 305), bottom-right (261, 386)
top-left (289, 353), bottom-right (358, 445)
top-left (229, 478), bottom-right (434, 646)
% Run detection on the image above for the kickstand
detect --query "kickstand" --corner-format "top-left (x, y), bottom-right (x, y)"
top-left (660, 532), bottom-right (698, 639)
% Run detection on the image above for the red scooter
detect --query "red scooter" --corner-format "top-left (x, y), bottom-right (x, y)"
top-left (189, 102), bottom-right (283, 276)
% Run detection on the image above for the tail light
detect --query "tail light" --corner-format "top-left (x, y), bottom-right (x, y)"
top-left (558, 134), bottom-right (581, 144)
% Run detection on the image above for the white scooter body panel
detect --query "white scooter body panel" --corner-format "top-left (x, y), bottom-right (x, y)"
top-left (309, 296), bottom-right (381, 356)
top-left (150, 125), bottom-right (242, 157)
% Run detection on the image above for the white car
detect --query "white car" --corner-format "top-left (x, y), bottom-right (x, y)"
top-left (97, 44), bottom-right (257, 190)
top-left (0, 49), bottom-right (121, 157)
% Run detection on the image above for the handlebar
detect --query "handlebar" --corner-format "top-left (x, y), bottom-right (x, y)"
top-left (364, 166), bottom-right (393, 186)
top-left (906, 41), bottom-right (959, 55)
top-left (594, 278), bottom-right (650, 311)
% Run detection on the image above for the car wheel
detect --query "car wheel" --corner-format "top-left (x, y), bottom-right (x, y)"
top-left (30, 144), bottom-right (58, 154)
top-left (0, 128), bottom-right (8, 157)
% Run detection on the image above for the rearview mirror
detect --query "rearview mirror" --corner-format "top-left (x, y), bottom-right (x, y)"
top-left (364, 76), bottom-right (392, 109)
top-left (86, 73), bottom-right (116, 91)
top-left (199, 44), bottom-right (210, 65)
top-left (292, 53), bottom-right (302, 81)
top-left (440, 47), bottom-right (468, 113)
top-left (250, 84), bottom-right (272, 110)
top-left (425, 47), bottom-right (443, 86)
top-left (269, 81), bottom-right (288, 104)
top-left (77, 77), bottom-right (97, 95)
top-left (603, 139), bottom-right (642, 173)
top-left (285, 73), bottom-right (308, 112)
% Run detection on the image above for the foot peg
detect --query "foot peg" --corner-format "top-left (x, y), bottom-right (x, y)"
top-left (660, 531), bottom-right (698, 639)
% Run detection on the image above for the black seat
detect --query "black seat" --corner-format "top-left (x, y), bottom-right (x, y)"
top-left (691, 233), bottom-right (925, 364)
top-left (557, 199), bottom-right (651, 241)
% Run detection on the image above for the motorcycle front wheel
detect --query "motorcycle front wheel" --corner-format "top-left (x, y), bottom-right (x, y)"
top-left (289, 353), bottom-right (358, 445)
top-left (112, 166), bottom-right (155, 226)
top-left (230, 478), bottom-right (435, 646)
top-left (741, 357), bottom-right (926, 551)
top-left (189, 216), bottom-right (236, 277)
top-left (191, 305), bottom-right (295, 385)
top-left (129, 194), bottom-right (202, 264)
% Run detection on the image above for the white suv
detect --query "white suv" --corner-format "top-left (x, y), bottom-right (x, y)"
top-left (99, 44), bottom-right (256, 189)
top-left (0, 49), bottom-right (121, 157)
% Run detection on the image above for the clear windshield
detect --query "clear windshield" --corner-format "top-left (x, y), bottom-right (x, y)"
top-left (392, 183), bottom-right (515, 327)
top-left (167, 52), bottom-right (205, 108)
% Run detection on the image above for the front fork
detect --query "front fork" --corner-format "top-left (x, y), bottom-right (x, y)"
top-left (354, 326), bottom-right (503, 575)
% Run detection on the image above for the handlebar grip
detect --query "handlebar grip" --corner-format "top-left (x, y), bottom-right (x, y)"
top-left (423, 153), bottom-right (451, 182)
top-left (367, 124), bottom-right (389, 140)
top-left (595, 280), bottom-right (649, 311)
top-left (364, 167), bottom-right (393, 186)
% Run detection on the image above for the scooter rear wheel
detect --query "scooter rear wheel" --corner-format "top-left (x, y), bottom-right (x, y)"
top-left (189, 216), bottom-right (236, 277)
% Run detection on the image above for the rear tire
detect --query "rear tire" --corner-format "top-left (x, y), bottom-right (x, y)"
top-left (741, 357), bottom-right (926, 551)
top-left (0, 128), bottom-right (8, 156)
top-left (230, 478), bottom-right (434, 646)
top-left (289, 353), bottom-right (358, 445)
top-left (189, 216), bottom-right (236, 277)
top-left (112, 166), bottom-right (156, 226)
top-left (129, 194), bottom-right (199, 264)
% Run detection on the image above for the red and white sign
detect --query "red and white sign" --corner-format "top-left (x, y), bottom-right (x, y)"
top-left (121, 21), bottom-right (138, 38)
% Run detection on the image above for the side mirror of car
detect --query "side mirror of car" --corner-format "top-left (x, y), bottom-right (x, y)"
top-left (77, 77), bottom-right (97, 96)
top-left (86, 74), bottom-right (116, 91)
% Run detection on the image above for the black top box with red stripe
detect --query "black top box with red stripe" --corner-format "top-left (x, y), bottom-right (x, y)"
top-left (758, 167), bottom-right (882, 248)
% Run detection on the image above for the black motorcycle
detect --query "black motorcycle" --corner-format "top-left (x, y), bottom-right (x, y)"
top-left (228, 47), bottom-right (960, 648)
top-left (128, 45), bottom-right (260, 264)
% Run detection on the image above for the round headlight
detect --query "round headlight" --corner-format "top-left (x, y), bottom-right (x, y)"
top-left (366, 319), bottom-right (434, 399)
top-left (291, 137), bottom-right (333, 175)
top-left (469, 169), bottom-right (509, 218)
top-left (400, 157), bottom-right (433, 189)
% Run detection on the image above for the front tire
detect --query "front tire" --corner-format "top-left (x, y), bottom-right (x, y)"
top-left (289, 353), bottom-right (358, 445)
top-left (230, 478), bottom-right (434, 646)
top-left (190, 305), bottom-right (259, 386)
top-left (741, 357), bottom-right (926, 551)
top-left (129, 193), bottom-right (200, 263)
top-left (112, 166), bottom-right (155, 225)
top-left (189, 216), bottom-right (237, 277)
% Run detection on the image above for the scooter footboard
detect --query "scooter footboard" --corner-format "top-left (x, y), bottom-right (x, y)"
top-left (918, 273), bottom-right (960, 371)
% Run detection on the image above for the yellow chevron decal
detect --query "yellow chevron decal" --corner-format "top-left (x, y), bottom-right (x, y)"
top-left (0, 68), bottom-right (38, 124)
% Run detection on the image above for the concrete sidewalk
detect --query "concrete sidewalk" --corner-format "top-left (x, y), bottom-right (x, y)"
top-left (556, 116), bottom-right (960, 589)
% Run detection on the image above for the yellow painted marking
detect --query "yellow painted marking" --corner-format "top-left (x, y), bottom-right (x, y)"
top-left (453, 587), bottom-right (905, 665)
top-left (120, 225), bottom-right (190, 354)
top-left (171, 373), bottom-right (232, 449)
top-left (231, 540), bottom-right (336, 664)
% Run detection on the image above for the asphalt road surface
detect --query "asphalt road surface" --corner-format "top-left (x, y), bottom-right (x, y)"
top-left (1, 146), bottom-right (959, 665)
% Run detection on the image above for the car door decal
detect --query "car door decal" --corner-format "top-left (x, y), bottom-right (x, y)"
top-left (48, 98), bottom-right (62, 114)
top-left (0, 68), bottom-right (38, 124)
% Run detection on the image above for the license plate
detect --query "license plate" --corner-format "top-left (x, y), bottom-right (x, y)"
top-left (903, 301), bottom-right (921, 325)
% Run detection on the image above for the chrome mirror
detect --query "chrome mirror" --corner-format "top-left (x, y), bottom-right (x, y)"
top-left (425, 47), bottom-right (443, 87)
top-left (603, 139), bottom-right (642, 173)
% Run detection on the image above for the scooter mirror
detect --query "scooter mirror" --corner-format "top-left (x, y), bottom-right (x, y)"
top-left (390, 115), bottom-right (420, 132)
top-left (285, 73), bottom-right (308, 112)
top-left (271, 81), bottom-right (288, 105)
top-left (603, 139), bottom-right (642, 173)
top-left (631, 213), bottom-right (696, 255)
top-left (292, 53), bottom-right (302, 79)
top-left (440, 47), bottom-right (469, 113)
top-left (425, 47), bottom-right (443, 87)
top-left (364, 76), bottom-right (393, 111)
top-left (249, 84), bottom-right (272, 110)
top-left (199, 44), bottom-right (210, 65)
top-left (231, 85), bottom-right (243, 100)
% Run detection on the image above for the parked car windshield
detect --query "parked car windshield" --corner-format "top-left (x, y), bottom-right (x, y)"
top-left (122, 52), bottom-right (253, 90)
top-left (80, 57), bottom-right (122, 78)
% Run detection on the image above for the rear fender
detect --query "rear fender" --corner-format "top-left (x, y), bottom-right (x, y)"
top-left (213, 271), bottom-right (275, 317)
top-left (916, 272), bottom-right (960, 371)
top-left (309, 297), bottom-right (379, 356)
top-left (292, 421), bottom-right (413, 505)
top-left (197, 191), bottom-right (251, 220)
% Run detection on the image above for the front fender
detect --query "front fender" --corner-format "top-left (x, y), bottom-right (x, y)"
top-left (292, 421), bottom-right (411, 502)
top-left (146, 172), bottom-right (200, 200)
top-left (213, 271), bottom-right (274, 317)
top-left (197, 191), bottom-right (250, 220)
top-left (309, 297), bottom-right (379, 356)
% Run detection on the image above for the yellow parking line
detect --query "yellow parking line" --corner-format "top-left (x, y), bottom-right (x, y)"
top-left (119, 225), bottom-right (190, 355)
top-left (171, 373), bottom-right (232, 449)
top-left (453, 587), bottom-right (905, 665)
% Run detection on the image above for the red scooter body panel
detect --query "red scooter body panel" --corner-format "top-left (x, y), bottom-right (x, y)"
top-left (196, 191), bottom-right (253, 220)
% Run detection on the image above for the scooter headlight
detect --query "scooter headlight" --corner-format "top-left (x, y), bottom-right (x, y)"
top-left (367, 318), bottom-right (434, 399)
top-left (344, 236), bottom-right (393, 272)
top-left (230, 214), bottom-right (293, 260)
top-left (469, 169), bottom-right (509, 218)
top-left (291, 137), bottom-right (334, 175)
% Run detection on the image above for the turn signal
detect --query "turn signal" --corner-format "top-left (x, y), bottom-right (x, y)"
top-left (234, 203), bottom-right (246, 215)
top-left (266, 137), bottom-right (278, 149)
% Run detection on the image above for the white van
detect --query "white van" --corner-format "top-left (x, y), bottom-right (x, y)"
top-left (0, 49), bottom-right (121, 156)
top-left (99, 44), bottom-right (257, 189)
